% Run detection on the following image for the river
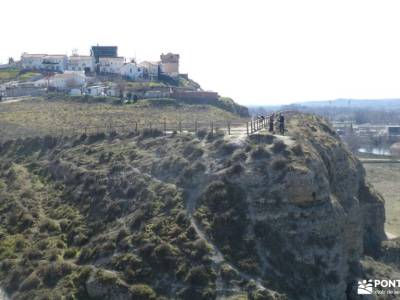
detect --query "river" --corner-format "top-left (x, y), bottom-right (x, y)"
top-left (358, 147), bottom-right (392, 156)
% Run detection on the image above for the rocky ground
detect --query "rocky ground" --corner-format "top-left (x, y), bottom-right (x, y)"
top-left (0, 113), bottom-right (399, 299)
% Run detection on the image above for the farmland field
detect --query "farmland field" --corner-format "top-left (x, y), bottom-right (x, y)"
top-left (364, 162), bottom-right (400, 237)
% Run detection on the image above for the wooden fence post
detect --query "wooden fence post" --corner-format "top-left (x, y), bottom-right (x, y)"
top-left (163, 118), bottom-right (167, 134)
top-left (135, 122), bottom-right (138, 133)
top-left (149, 121), bottom-right (152, 130)
top-left (250, 120), bottom-right (253, 133)
top-left (195, 120), bottom-right (198, 133)
top-left (211, 121), bottom-right (214, 135)
top-left (246, 122), bottom-right (249, 135)
top-left (179, 121), bottom-right (182, 133)
top-left (227, 121), bottom-right (231, 135)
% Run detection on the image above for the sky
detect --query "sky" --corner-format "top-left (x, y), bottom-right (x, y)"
top-left (1, 0), bottom-right (400, 105)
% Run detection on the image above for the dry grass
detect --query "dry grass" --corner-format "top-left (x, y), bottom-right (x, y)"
top-left (364, 163), bottom-right (400, 236)
top-left (0, 97), bottom-right (245, 140)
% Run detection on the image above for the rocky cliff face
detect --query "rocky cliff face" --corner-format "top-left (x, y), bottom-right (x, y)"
top-left (0, 113), bottom-right (390, 299)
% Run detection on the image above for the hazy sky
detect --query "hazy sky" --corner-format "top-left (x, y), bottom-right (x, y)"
top-left (1, 0), bottom-right (400, 105)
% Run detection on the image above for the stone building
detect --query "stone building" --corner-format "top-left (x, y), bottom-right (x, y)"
top-left (160, 53), bottom-right (179, 78)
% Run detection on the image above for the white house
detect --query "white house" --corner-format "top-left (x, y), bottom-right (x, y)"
top-left (68, 55), bottom-right (94, 72)
top-left (21, 53), bottom-right (46, 70)
top-left (120, 62), bottom-right (143, 80)
top-left (49, 71), bottom-right (86, 90)
top-left (42, 55), bottom-right (68, 72)
top-left (139, 61), bottom-right (159, 80)
top-left (21, 53), bottom-right (68, 72)
top-left (99, 57), bottom-right (125, 74)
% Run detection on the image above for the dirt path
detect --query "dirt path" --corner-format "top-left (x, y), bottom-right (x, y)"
top-left (0, 96), bottom-right (31, 104)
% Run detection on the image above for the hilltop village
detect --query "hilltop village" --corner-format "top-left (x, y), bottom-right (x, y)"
top-left (0, 45), bottom-right (220, 103)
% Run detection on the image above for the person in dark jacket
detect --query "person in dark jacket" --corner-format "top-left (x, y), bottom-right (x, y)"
top-left (279, 114), bottom-right (285, 135)
top-left (269, 114), bottom-right (274, 132)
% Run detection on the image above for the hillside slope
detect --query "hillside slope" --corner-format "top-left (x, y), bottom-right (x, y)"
top-left (0, 113), bottom-right (398, 299)
top-left (0, 97), bottom-right (246, 142)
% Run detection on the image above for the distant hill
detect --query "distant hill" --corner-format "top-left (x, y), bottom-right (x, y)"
top-left (294, 98), bottom-right (400, 109)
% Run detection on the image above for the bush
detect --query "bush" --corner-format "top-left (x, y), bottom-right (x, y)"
top-left (129, 284), bottom-right (156, 300)
top-left (19, 273), bottom-right (41, 291)
top-left (40, 262), bottom-right (74, 287)
top-left (272, 140), bottom-right (287, 153)
top-left (63, 248), bottom-right (77, 259)
top-left (87, 133), bottom-right (106, 144)
top-left (185, 265), bottom-right (213, 286)
top-left (39, 219), bottom-right (60, 233)
top-left (138, 128), bottom-right (163, 140)
top-left (196, 129), bottom-right (207, 139)
top-left (250, 146), bottom-right (270, 160)
top-left (25, 248), bottom-right (42, 260)
top-left (291, 144), bottom-right (304, 157)
top-left (228, 163), bottom-right (244, 175)
top-left (78, 247), bottom-right (93, 263)
top-left (271, 157), bottom-right (288, 171)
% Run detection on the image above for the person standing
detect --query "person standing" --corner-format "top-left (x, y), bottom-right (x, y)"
top-left (269, 114), bottom-right (274, 133)
top-left (279, 114), bottom-right (285, 135)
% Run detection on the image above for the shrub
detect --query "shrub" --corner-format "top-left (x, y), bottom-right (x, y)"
top-left (250, 146), bottom-right (270, 160)
top-left (63, 248), bottom-right (77, 259)
top-left (193, 239), bottom-right (209, 259)
top-left (138, 128), bottom-right (163, 140)
top-left (196, 129), bottom-right (207, 139)
top-left (228, 163), bottom-right (244, 175)
top-left (185, 265), bottom-right (213, 286)
top-left (39, 219), bottom-right (60, 233)
top-left (232, 151), bottom-right (247, 162)
top-left (78, 247), bottom-right (93, 263)
top-left (249, 134), bottom-right (275, 144)
top-left (272, 140), bottom-right (287, 153)
top-left (87, 133), bottom-right (106, 144)
top-left (129, 284), bottom-right (156, 300)
top-left (291, 144), bottom-right (304, 157)
top-left (220, 142), bottom-right (238, 155)
top-left (25, 248), bottom-right (42, 260)
top-left (40, 262), bottom-right (74, 287)
top-left (271, 157), bottom-right (288, 171)
top-left (19, 273), bottom-right (41, 291)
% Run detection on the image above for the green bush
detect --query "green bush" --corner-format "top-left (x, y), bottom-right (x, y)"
top-left (272, 140), bottom-right (287, 153)
top-left (271, 157), bottom-right (288, 171)
top-left (63, 248), bottom-right (77, 259)
top-left (19, 273), bottom-right (41, 291)
top-left (250, 146), bottom-right (270, 160)
top-left (129, 284), bottom-right (156, 300)
top-left (39, 219), bottom-right (60, 233)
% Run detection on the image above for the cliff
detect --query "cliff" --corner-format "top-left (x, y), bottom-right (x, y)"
top-left (0, 113), bottom-right (395, 299)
